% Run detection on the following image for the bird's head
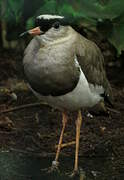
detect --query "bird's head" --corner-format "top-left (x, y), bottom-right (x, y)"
top-left (20, 14), bottom-right (72, 38)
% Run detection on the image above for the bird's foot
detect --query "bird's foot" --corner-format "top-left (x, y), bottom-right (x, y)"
top-left (48, 160), bottom-right (59, 173)
top-left (41, 161), bottom-right (60, 174)
top-left (67, 168), bottom-right (86, 179)
top-left (69, 170), bottom-right (79, 178)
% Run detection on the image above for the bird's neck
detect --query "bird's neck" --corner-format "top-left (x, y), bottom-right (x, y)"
top-left (41, 30), bottom-right (76, 46)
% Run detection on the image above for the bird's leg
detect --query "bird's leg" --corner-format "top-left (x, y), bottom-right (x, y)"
top-left (51, 112), bottom-right (68, 170)
top-left (71, 110), bottom-right (82, 176)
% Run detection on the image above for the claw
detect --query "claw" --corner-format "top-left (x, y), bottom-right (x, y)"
top-left (47, 161), bottom-right (59, 173)
top-left (69, 170), bottom-right (79, 178)
top-left (52, 160), bottom-right (59, 168)
top-left (41, 161), bottom-right (60, 174)
top-left (67, 168), bottom-right (86, 179)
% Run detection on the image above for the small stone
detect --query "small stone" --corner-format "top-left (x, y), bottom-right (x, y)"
top-left (87, 112), bottom-right (93, 118)
top-left (100, 126), bottom-right (106, 133)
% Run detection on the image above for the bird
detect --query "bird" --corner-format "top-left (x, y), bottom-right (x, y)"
top-left (21, 14), bottom-right (112, 176)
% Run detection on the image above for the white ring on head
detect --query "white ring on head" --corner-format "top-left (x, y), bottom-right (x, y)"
top-left (37, 14), bottom-right (64, 20)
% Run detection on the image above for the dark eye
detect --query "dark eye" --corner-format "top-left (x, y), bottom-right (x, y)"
top-left (53, 21), bottom-right (60, 29)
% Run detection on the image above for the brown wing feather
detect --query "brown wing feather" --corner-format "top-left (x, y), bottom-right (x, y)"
top-left (75, 33), bottom-right (113, 103)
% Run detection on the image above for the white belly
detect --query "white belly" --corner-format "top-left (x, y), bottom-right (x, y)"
top-left (31, 69), bottom-right (103, 111)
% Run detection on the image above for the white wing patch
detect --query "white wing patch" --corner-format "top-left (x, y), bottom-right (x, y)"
top-left (37, 14), bottom-right (64, 20)
top-left (74, 55), bottom-right (80, 68)
top-left (89, 83), bottom-right (104, 95)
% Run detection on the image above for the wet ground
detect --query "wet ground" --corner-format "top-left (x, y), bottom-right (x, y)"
top-left (0, 49), bottom-right (124, 179)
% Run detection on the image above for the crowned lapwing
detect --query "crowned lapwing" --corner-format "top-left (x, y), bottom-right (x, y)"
top-left (21, 14), bottom-right (112, 175)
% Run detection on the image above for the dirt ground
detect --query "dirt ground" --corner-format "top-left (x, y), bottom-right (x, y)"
top-left (0, 47), bottom-right (124, 179)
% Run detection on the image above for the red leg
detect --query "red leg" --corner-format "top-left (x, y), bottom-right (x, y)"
top-left (73, 110), bottom-right (82, 173)
top-left (52, 112), bottom-right (68, 168)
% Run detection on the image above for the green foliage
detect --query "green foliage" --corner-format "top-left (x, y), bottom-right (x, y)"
top-left (36, 0), bottom-right (57, 14)
top-left (0, 0), bottom-right (124, 54)
top-left (26, 17), bottom-right (35, 29)
top-left (8, 0), bottom-right (24, 22)
top-left (109, 14), bottom-right (124, 55)
top-left (71, 0), bottom-right (124, 54)
top-left (77, 0), bottom-right (124, 19)
top-left (0, 0), bottom-right (24, 23)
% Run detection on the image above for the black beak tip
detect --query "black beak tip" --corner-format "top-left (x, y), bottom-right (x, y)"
top-left (19, 31), bottom-right (29, 38)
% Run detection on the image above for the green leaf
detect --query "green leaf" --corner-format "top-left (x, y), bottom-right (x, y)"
top-left (36, 0), bottom-right (57, 15)
top-left (26, 17), bottom-right (35, 30)
top-left (1, 0), bottom-right (24, 23)
top-left (109, 15), bottom-right (124, 55)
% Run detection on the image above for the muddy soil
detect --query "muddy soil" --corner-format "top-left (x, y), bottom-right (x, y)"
top-left (0, 48), bottom-right (124, 179)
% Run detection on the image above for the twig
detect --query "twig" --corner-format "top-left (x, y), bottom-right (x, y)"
top-left (0, 102), bottom-right (48, 114)
top-left (55, 141), bottom-right (75, 149)
top-left (107, 107), bottom-right (120, 114)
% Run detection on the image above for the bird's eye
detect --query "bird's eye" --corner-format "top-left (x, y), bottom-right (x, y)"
top-left (53, 22), bottom-right (60, 29)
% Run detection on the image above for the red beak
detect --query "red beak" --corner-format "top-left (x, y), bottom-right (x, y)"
top-left (19, 27), bottom-right (43, 37)
top-left (28, 27), bottom-right (43, 35)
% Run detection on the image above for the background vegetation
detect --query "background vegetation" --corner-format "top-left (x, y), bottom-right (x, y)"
top-left (0, 0), bottom-right (124, 55)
